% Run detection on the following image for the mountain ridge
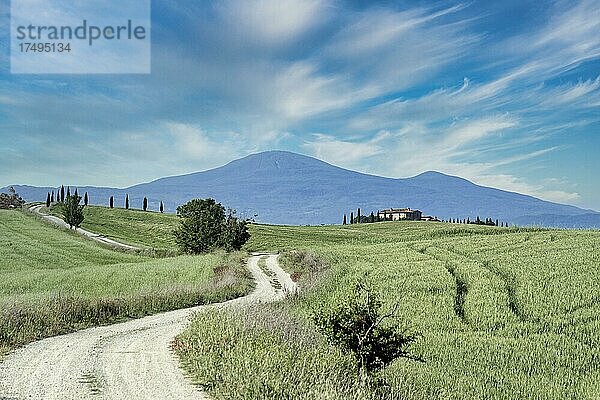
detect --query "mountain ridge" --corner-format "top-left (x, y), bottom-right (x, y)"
top-left (3, 151), bottom-right (598, 228)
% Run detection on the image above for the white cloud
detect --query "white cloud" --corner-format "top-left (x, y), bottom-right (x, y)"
top-left (542, 76), bottom-right (600, 105)
top-left (473, 174), bottom-right (580, 204)
top-left (216, 0), bottom-right (330, 46)
top-left (303, 132), bottom-right (388, 168)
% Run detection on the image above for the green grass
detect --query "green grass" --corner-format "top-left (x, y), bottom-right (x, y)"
top-left (47, 205), bottom-right (180, 251)
top-left (176, 221), bottom-right (600, 399)
top-left (0, 210), bottom-right (253, 357)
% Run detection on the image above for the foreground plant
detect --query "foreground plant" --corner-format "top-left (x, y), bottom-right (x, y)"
top-left (313, 280), bottom-right (420, 377)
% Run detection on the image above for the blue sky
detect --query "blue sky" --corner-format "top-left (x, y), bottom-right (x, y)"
top-left (1, 0), bottom-right (599, 210)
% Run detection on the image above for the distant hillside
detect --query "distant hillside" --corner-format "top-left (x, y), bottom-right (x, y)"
top-left (4, 151), bottom-right (599, 228)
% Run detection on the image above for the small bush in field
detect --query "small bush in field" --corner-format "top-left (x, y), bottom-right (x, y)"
top-left (313, 280), bottom-right (418, 375)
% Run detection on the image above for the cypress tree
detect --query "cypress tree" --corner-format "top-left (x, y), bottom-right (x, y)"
top-left (109, 196), bottom-right (114, 209)
top-left (357, 208), bottom-right (361, 223)
top-left (160, 201), bottom-right (164, 213)
top-left (467, 217), bottom-right (470, 224)
top-left (350, 212), bottom-right (354, 224)
top-left (60, 185), bottom-right (65, 202)
top-left (125, 195), bottom-right (129, 210)
top-left (46, 192), bottom-right (51, 207)
top-left (84, 192), bottom-right (88, 206)
top-left (370, 211), bottom-right (375, 223)
top-left (74, 188), bottom-right (78, 197)
top-left (51, 191), bottom-right (55, 203)
top-left (343, 214), bottom-right (347, 225)
top-left (143, 197), bottom-right (148, 212)
top-left (66, 186), bottom-right (71, 198)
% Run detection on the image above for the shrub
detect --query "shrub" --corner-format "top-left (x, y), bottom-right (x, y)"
top-left (313, 280), bottom-right (419, 376)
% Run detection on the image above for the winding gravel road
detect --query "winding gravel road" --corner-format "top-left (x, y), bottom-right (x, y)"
top-left (0, 253), bottom-right (297, 399)
top-left (28, 204), bottom-right (140, 251)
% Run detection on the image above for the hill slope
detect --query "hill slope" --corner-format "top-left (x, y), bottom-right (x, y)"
top-left (4, 151), bottom-right (598, 227)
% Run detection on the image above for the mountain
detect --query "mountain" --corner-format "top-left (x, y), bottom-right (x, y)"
top-left (3, 151), bottom-right (599, 228)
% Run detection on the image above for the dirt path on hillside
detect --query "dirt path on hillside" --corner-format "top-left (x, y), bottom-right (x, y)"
top-left (0, 254), bottom-right (297, 399)
top-left (28, 204), bottom-right (141, 251)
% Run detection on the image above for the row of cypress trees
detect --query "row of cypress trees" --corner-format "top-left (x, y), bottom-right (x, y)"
top-left (343, 208), bottom-right (378, 225)
top-left (46, 185), bottom-right (88, 207)
top-left (108, 195), bottom-right (164, 213)
top-left (46, 185), bottom-right (164, 213)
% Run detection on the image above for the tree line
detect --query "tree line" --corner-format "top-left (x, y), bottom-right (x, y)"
top-left (46, 186), bottom-right (165, 213)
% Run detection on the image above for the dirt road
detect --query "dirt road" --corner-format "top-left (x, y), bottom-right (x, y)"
top-left (0, 254), bottom-right (296, 399)
top-left (28, 204), bottom-right (140, 251)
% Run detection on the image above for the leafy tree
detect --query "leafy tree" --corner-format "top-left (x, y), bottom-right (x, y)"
top-left (223, 209), bottom-right (250, 251)
top-left (61, 193), bottom-right (85, 229)
top-left (143, 197), bottom-right (148, 212)
top-left (174, 198), bottom-right (250, 254)
top-left (369, 211), bottom-right (375, 223)
top-left (343, 214), bottom-right (347, 225)
top-left (314, 280), bottom-right (419, 377)
top-left (46, 192), bottom-right (51, 207)
top-left (84, 192), bottom-right (88, 206)
top-left (160, 201), bottom-right (164, 213)
top-left (0, 187), bottom-right (25, 209)
top-left (109, 196), bottom-right (114, 209)
top-left (125, 194), bottom-right (129, 210)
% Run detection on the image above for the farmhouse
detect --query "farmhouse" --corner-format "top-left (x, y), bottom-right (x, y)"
top-left (378, 208), bottom-right (422, 221)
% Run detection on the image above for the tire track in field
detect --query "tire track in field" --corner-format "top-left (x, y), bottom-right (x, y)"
top-left (439, 243), bottom-right (526, 322)
top-left (409, 244), bottom-right (469, 323)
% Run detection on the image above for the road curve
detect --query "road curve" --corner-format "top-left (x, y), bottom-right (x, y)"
top-left (0, 254), bottom-right (297, 399)
top-left (27, 204), bottom-right (141, 251)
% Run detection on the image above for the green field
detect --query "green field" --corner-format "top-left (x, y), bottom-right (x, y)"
top-left (47, 205), bottom-right (180, 251)
top-left (176, 221), bottom-right (600, 399)
top-left (0, 210), bottom-right (252, 357)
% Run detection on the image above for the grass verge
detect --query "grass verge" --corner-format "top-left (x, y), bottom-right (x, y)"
top-left (174, 303), bottom-right (381, 399)
top-left (0, 210), bottom-right (253, 357)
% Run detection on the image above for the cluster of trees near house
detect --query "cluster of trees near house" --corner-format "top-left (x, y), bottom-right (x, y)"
top-left (342, 207), bottom-right (511, 227)
top-left (46, 186), bottom-right (165, 213)
top-left (342, 208), bottom-right (379, 225)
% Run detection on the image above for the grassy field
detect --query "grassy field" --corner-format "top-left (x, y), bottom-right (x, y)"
top-left (0, 209), bottom-right (252, 357)
top-left (46, 205), bottom-right (180, 251)
top-left (176, 221), bottom-right (600, 399)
